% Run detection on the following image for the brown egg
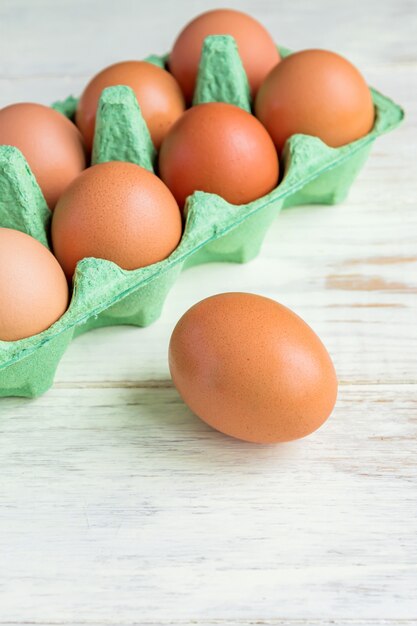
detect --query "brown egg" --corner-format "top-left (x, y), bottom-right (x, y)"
top-left (0, 228), bottom-right (69, 341)
top-left (159, 102), bottom-right (279, 208)
top-left (0, 103), bottom-right (86, 209)
top-left (169, 8), bottom-right (280, 103)
top-left (51, 161), bottom-right (182, 279)
top-left (255, 49), bottom-right (375, 152)
top-left (76, 61), bottom-right (185, 151)
top-left (169, 293), bottom-right (338, 443)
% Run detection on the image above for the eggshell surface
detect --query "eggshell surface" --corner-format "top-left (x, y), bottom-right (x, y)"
top-left (76, 61), bottom-right (185, 151)
top-left (159, 102), bottom-right (279, 208)
top-left (51, 161), bottom-right (182, 279)
top-left (0, 103), bottom-right (86, 209)
top-left (169, 8), bottom-right (280, 103)
top-left (0, 228), bottom-right (69, 341)
top-left (255, 49), bottom-right (375, 152)
top-left (169, 293), bottom-right (338, 443)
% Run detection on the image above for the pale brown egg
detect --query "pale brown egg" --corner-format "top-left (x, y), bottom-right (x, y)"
top-left (0, 228), bottom-right (69, 341)
top-left (76, 61), bottom-right (185, 151)
top-left (0, 103), bottom-right (86, 209)
top-left (255, 49), bottom-right (375, 152)
top-left (159, 102), bottom-right (279, 208)
top-left (169, 8), bottom-right (281, 103)
top-left (51, 161), bottom-right (183, 279)
top-left (169, 293), bottom-right (338, 443)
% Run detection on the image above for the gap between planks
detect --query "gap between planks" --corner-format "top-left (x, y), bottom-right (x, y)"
top-left (0, 617), bottom-right (417, 626)
top-left (51, 380), bottom-right (417, 390)
top-left (1, 59), bottom-right (417, 80)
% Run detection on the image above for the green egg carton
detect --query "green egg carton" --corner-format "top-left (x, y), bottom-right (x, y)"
top-left (0, 37), bottom-right (404, 398)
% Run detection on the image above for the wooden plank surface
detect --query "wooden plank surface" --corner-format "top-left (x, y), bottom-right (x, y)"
top-left (0, 0), bottom-right (416, 623)
top-left (1, 385), bottom-right (416, 622)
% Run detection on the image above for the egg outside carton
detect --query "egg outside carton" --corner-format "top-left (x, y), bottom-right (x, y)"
top-left (0, 36), bottom-right (404, 398)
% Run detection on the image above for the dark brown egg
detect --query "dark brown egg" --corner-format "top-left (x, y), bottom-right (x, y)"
top-left (159, 102), bottom-right (279, 209)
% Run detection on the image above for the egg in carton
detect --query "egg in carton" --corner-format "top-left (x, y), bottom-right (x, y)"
top-left (0, 36), bottom-right (404, 398)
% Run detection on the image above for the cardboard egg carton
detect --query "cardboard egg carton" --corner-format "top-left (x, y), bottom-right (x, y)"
top-left (0, 37), bottom-right (404, 397)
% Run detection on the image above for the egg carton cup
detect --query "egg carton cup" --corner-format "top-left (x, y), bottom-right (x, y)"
top-left (0, 38), bottom-right (403, 397)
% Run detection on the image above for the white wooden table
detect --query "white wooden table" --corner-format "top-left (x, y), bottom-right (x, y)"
top-left (1, 1), bottom-right (416, 624)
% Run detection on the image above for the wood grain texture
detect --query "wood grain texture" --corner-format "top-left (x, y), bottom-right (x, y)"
top-left (1, 386), bottom-right (417, 622)
top-left (0, 0), bottom-right (416, 623)
top-left (0, 620), bottom-right (416, 626)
